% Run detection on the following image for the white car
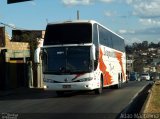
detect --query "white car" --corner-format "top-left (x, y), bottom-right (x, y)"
top-left (140, 73), bottom-right (150, 81)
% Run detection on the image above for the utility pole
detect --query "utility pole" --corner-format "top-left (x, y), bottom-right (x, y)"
top-left (77, 10), bottom-right (80, 20)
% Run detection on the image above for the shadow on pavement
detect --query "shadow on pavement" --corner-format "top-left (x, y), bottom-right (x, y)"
top-left (0, 81), bottom-right (136, 101)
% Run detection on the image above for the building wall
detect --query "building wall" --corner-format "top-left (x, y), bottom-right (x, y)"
top-left (0, 27), bottom-right (45, 90)
top-left (5, 33), bottom-right (29, 51)
top-left (0, 28), bottom-right (30, 90)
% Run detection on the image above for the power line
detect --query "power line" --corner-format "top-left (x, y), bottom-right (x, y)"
top-left (0, 21), bottom-right (26, 30)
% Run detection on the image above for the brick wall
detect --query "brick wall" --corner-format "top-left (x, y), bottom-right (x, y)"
top-left (5, 33), bottom-right (29, 50)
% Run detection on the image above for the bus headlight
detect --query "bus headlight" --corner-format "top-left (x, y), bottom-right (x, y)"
top-left (79, 77), bottom-right (93, 82)
top-left (44, 85), bottom-right (48, 89)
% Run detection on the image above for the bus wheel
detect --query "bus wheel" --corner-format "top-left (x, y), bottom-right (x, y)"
top-left (115, 80), bottom-right (122, 89)
top-left (56, 91), bottom-right (64, 97)
top-left (95, 79), bottom-right (103, 94)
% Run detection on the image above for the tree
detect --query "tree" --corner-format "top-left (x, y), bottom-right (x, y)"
top-left (142, 41), bottom-right (148, 49)
top-left (158, 42), bottom-right (160, 47)
top-left (125, 45), bottom-right (133, 54)
top-left (149, 42), bottom-right (158, 48)
top-left (133, 58), bottom-right (144, 73)
top-left (132, 42), bottom-right (142, 51)
top-left (14, 32), bottom-right (39, 87)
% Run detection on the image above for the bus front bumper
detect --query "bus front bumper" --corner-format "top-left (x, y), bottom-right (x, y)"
top-left (43, 82), bottom-right (99, 91)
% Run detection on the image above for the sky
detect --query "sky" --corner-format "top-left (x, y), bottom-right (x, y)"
top-left (0, 0), bottom-right (160, 45)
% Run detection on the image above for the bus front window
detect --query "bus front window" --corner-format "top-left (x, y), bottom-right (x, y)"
top-left (43, 46), bottom-right (92, 74)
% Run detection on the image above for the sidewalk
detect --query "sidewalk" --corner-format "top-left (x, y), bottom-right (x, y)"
top-left (0, 87), bottom-right (44, 97)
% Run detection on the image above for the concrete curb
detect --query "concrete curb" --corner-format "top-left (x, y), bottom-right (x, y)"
top-left (140, 85), bottom-right (153, 113)
top-left (116, 82), bottom-right (153, 119)
top-left (141, 80), bottom-right (160, 113)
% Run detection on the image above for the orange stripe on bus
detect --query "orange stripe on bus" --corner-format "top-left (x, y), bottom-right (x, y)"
top-left (115, 52), bottom-right (126, 81)
top-left (99, 48), bottom-right (113, 85)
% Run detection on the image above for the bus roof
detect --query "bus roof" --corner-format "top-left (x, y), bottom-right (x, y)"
top-left (47, 20), bottom-right (124, 40)
top-left (48, 20), bottom-right (97, 25)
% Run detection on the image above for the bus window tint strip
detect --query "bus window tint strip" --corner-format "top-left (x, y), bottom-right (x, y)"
top-left (44, 23), bottom-right (92, 45)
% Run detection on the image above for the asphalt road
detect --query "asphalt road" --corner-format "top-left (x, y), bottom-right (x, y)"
top-left (0, 81), bottom-right (151, 119)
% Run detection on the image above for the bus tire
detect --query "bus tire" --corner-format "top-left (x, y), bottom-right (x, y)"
top-left (115, 80), bottom-right (122, 89)
top-left (94, 78), bottom-right (103, 94)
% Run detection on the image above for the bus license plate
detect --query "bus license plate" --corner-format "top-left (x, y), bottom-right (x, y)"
top-left (63, 85), bottom-right (71, 89)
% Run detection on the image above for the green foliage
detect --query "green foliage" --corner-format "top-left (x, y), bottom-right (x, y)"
top-left (133, 58), bottom-right (144, 73)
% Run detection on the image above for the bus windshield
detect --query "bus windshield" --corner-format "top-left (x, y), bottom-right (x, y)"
top-left (44, 23), bottom-right (92, 45)
top-left (43, 46), bottom-right (92, 74)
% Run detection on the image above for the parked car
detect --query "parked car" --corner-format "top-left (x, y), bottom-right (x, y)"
top-left (140, 73), bottom-right (150, 81)
top-left (150, 73), bottom-right (160, 81)
top-left (150, 73), bottom-right (156, 81)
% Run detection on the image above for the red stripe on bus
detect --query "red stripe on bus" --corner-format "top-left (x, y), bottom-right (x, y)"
top-left (99, 48), bottom-right (113, 85)
top-left (115, 52), bottom-right (126, 81)
top-left (72, 74), bottom-right (84, 81)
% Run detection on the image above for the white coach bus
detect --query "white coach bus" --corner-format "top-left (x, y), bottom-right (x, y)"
top-left (40, 20), bottom-right (126, 96)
